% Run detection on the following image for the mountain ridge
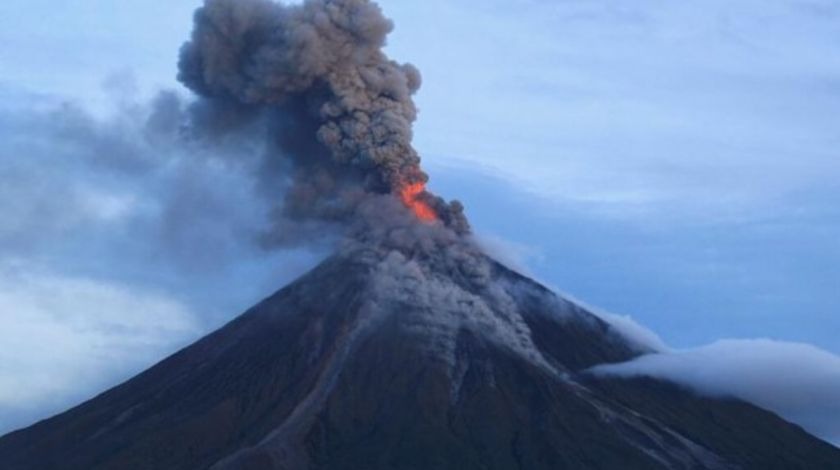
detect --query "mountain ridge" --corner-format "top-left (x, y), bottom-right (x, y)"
top-left (1, 248), bottom-right (838, 469)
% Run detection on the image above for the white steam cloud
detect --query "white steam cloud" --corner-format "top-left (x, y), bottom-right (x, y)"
top-left (0, 260), bottom-right (200, 434)
top-left (592, 339), bottom-right (840, 446)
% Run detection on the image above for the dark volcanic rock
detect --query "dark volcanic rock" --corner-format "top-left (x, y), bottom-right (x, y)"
top-left (1, 252), bottom-right (838, 470)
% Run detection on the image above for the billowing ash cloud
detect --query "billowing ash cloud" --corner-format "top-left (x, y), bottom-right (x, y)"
top-left (0, 0), bottom-right (479, 434)
top-left (176, 0), bottom-right (468, 240)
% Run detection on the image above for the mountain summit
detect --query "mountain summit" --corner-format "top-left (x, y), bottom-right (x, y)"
top-left (1, 239), bottom-right (838, 469)
top-left (2, 0), bottom-right (838, 468)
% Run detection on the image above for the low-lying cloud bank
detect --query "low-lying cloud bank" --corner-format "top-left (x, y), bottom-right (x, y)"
top-left (592, 338), bottom-right (840, 446)
top-left (0, 85), bottom-right (323, 435)
top-left (0, 260), bottom-right (201, 433)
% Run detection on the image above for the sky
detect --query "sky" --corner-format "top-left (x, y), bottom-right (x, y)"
top-left (0, 0), bottom-right (838, 444)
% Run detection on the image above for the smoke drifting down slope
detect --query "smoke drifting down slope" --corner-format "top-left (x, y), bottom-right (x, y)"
top-left (178, 0), bottom-right (468, 244)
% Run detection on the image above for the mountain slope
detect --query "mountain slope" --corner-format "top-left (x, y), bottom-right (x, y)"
top-left (1, 249), bottom-right (838, 470)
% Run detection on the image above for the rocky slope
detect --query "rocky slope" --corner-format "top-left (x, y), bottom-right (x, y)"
top-left (1, 249), bottom-right (838, 469)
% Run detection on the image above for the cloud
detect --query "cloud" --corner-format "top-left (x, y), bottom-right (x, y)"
top-left (0, 85), bottom-right (324, 434)
top-left (0, 84), bottom-right (321, 285)
top-left (473, 233), bottom-right (545, 276)
top-left (0, 260), bottom-right (201, 435)
top-left (469, 230), bottom-right (668, 353)
top-left (591, 338), bottom-right (840, 446)
top-left (590, 310), bottom-right (670, 353)
top-left (557, 294), bottom-right (670, 353)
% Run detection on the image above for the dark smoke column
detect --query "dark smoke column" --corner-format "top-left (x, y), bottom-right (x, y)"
top-left (178, 0), bottom-right (468, 234)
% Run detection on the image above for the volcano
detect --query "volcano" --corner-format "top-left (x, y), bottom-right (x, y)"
top-left (1, 241), bottom-right (838, 470)
top-left (2, 0), bottom-right (839, 468)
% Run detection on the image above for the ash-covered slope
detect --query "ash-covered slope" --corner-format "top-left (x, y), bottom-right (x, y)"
top-left (1, 244), bottom-right (838, 470)
top-left (5, 0), bottom-right (838, 467)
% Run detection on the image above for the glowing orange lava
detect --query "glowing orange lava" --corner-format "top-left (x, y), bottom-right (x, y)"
top-left (399, 182), bottom-right (437, 221)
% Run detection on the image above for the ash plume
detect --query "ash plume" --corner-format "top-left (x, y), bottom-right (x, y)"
top-left (177, 0), bottom-right (469, 243)
top-left (173, 0), bottom-right (549, 371)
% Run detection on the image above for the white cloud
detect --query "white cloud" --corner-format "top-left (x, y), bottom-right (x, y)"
top-left (76, 187), bottom-right (138, 222)
top-left (473, 233), bottom-right (545, 276)
top-left (592, 310), bottom-right (671, 353)
top-left (0, 260), bottom-right (201, 434)
top-left (0, 85), bottom-right (329, 434)
top-left (469, 230), bottom-right (669, 353)
top-left (561, 295), bottom-right (670, 353)
top-left (592, 338), bottom-right (840, 446)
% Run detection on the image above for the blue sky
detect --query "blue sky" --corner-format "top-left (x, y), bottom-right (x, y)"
top-left (0, 0), bottom-right (838, 442)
